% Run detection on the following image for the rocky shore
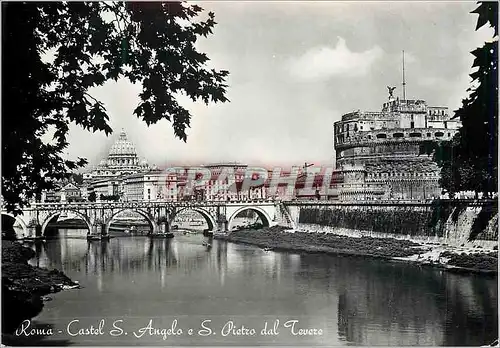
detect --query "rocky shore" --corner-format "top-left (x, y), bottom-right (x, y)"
top-left (1, 240), bottom-right (79, 338)
top-left (216, 226), bottom-right (498, 275)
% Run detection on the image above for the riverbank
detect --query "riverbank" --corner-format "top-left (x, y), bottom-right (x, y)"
top-left (216, 226), bottom-right (498, 275)
top-left (1, 240), bottom-right (79, 339)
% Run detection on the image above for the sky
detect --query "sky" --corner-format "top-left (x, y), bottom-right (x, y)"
top-left (63, 1), bottom-right (494, 171)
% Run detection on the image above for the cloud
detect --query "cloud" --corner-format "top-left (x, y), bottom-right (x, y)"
top-left (418, 76), bottom-right (445, 88)
top-left (403, 51), bottom-right (417, 65)
top-left (61, 2), bottom-right (484, 169)
top-left (286, 37), bottom-right (384, 81)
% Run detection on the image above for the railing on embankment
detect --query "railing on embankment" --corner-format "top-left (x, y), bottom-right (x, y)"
top-left (284, 199), bottom-right (497, 208)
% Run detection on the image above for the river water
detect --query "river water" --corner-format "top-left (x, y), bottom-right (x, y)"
top-left (21, 228), bottom-right (498, 346)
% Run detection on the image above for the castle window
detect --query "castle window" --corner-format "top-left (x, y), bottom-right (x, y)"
top-left (427, 133), bottom-right (431, 137)
top-left (376, 133), bottom-right (387, 139)
top-left (410, 121), bottom-right (414, 129)
top-left (444, 121), bottom-right (448, 129)
top-left (435, 132), bottom-right (444, 137)
top-left (393, 132), bottom-right (404, 138)
top-left (409, 132), bottom-right (422, 137)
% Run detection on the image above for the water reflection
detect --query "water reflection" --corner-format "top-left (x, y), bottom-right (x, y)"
top-left (24, 230), bottom-right (497, 346)
top-left (29, 232), bottom-right (217, 277)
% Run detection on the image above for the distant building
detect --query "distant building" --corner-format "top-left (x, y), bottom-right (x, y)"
top-left (91, 178), bottom-right (121, 200)
top-left (143, 170), bottom-right (174, 201)
top-left (123, 172), bottom-right (147, 201)
top-left (41, 182), bottom-right (83, 203)
top-left (293, 169), bottom-right (338, 200)
top-left (333, 93), bottom-right (461, 201)
top-left (82, 130), bottom-right (154, 201)
top-left (122, 169), bottom-right (186, 202)
top-left (83, 130), bottom-right (151, 184)
top-left (119, 163), bottom-right (295, 202)
top-left (262, 169), bottom-right (302, 201)
top-left (59, 183), bottom-right (82, 202)
top-left (41, 186), bottom-right (62, 203)
top-left (202, 163), bottom-right (248, 201)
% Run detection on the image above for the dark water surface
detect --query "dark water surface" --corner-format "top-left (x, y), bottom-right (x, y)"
top-left (20, 229), bottom-right (498, 346)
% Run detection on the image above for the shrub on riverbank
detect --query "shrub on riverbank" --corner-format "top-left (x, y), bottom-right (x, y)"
top-left (469, 202), bottom-right (498, 241)
top-left (220, 227), bottom-right (498, 274)
top-left (2, 240), bottom-right (35, 263)
top-left (222, 227), bottom-right (426, 259)
top-left (1, 241), bottom-right (76, 334)
top-left (440, 250), bottom-right (498, 271)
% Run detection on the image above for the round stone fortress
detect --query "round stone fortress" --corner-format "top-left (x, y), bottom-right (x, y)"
top-left (333, 94), bottom-right (461, 201)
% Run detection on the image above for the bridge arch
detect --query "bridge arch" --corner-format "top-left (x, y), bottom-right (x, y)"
top-left (41, 211), bottom-right (91, 237)
top-left (169, 207), bottom-right (217, 232)
top-left (1, 213), bottom-right (28, 239)
top-left (227, 206), bottom-right (272, 231)
top-left (105, 209), bottom-right (156, 235)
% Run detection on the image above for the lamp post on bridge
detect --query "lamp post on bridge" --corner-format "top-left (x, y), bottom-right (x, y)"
top-left (297, 162), bottom-right (314, 199)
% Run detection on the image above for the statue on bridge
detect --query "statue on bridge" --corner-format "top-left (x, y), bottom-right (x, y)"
top-left (387, 86), bottom-right (396, 100)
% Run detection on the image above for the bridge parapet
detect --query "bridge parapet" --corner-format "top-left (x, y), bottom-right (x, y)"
top-left (22, 199), bottom-right (277, 210)
top-left (2, 200), bottom-right (284, 239)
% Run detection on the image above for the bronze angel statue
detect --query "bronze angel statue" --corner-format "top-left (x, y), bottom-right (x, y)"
top-left (387, 86), bottom-right (396, 99)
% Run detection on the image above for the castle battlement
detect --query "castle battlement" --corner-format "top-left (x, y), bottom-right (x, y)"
top-left (333, 91), bottom-right (462, 201)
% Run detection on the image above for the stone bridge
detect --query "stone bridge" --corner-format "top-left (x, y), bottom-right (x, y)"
top-left (3, 199), bottom-right (493, 240)
top-left (2, 200), bottom-right (297, 238)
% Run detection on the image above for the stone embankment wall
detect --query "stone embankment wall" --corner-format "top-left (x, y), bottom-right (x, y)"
top-left (290, 201), bottom-right (498, 248)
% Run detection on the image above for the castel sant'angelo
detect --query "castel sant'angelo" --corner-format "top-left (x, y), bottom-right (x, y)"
top-left (333, 83), bottom-right (461, 201)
